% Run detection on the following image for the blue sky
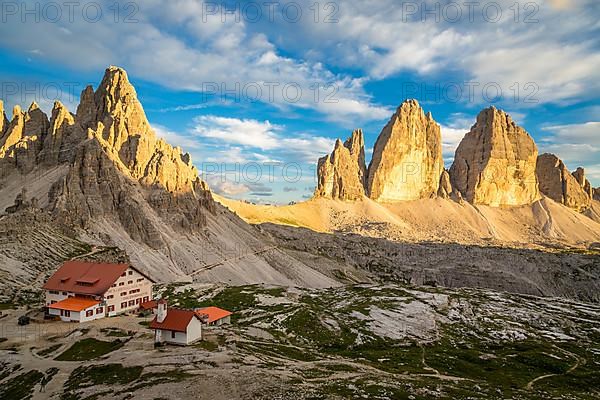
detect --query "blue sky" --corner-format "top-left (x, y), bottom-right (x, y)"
top-left (1, 0), bottom-right (599, 203)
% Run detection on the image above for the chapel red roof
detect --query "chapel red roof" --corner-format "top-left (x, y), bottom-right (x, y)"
top-left (149, 308), bottom-right (200, 333)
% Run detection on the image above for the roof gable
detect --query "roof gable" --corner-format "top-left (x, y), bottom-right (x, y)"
top-left (43, 261), bottom-right (130, 295)
top-left (149, 308), bottom-right (200, 333)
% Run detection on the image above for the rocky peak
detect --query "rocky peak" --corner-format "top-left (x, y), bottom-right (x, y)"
top-left (72, 66), bottom-right (204, 195)
top-left (0, 100), bottom-right (8, 135)
top-left (572, 167), bottom-right (593, 198)
top-left (0, 102), bottom-right (50, 174)
top-left (315, 129), bottom-right (367, 200)
top-left (40, 101), bottom-right (76, 163)
top-left (449, 107), bottom-right (539, 206)
top-left (23, 101), bottom-right (50, 139)
top-left (367, 99), bottom-right (443, 202)
top-left (536, 153), bottom-right (591, 211)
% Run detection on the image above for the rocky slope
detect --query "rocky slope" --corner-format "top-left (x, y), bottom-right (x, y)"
top-left (536, 153), bottom-right (593, 212)
top-left (367, 100), bottom-right (444, 202)
top-left (0, 67), bottom-right (343, 294)
top-left (315, 129), bottom-right (367, 200)
top-left (449, 107), bottom-right (540, 206)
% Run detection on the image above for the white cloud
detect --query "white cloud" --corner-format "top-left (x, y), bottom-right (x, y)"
top-left (191, 115), bottom-right (334, 164)
top-left (0, 0), bottom-right (389, 123)
top-left (440, 125), bottom-right (468, 162)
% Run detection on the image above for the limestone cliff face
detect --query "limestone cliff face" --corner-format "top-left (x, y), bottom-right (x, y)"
top-left (39, 101), bottom-right (76, 164)
top-left (594, 188), bottom-right (600, 201)
top-left (367, 100), bottom-right (443, 202)
top-left (449, 107), bottom-right (539, 206)
top-left (536, 154), bottom-right (592, 211)
top-left (0, 102), bottom-right (51, 174)
top-left (315, 129), bottom-right (367, 200)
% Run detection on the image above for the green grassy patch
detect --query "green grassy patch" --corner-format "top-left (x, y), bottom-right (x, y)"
top-left (0, 302), bottom-right (15, 310)
top-left (62, 364), bottom-right (143, 399)
top-left (37, 344), bottom-right (62, 357)
top-left (100, 328), bottom-right (132, 337)
top-left (0, 370), bottom-right (44, 400)
top-left (55, 338), bottom-right (125, 361)
top-left (195, 340), bottom-right (218, 351)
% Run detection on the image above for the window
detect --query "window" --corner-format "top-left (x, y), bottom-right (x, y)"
top-left (137, 278), bottom-right (144, 282)
top-left (128, 271), bottom-right (133, 275)
top-left (135, 298), bottom-right (141, 304)
top-left (171, 331), bottom-right (176, 339)
top-left (120, 292), bottom-right (127, 296)
top-left (108, 305), bottom-right (115, 312)
top-left (143, 296), bottom-right (149, 302)
top-left (86, 310), bottom-right (93, 317)
top-left (65, 310), bottom-right (70, 317)
top-left (106, 295), bottom-right (114, 299)
top-left (96, 307), bottom-right (103, 314)
top-left (51, 300), bottom-right (56, 304)
top-left (119, 282), bottom-right (124, 286)
top-left (121, 272), bottom-right (126, 277)
top-left (49, 290), bottom-right (59, 295)
top-left (62, 291), bottom-right (68, 295)
top-left (127, 280), bottom-right (133, 285)
top-left (111, 284), bottom-right (116, 288)
top-left (128, 300), bottom-right (135, 306)
top-left (121, 302), bottom-right (127, 309)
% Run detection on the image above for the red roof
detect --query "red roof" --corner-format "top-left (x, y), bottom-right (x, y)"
top-left (49, 297), bottom-right (100, 312)
top-left (195, 306), bottom-right (232, 323)
top-left (140, 300), bottom-right (158, 310)
top-left (43, 261), bottom-right (151, 296)
top-left (149, 308), bottom-right (200, 333)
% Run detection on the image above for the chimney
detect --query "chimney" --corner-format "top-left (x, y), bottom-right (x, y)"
top-left (157, 299), bottom-right (167, 323)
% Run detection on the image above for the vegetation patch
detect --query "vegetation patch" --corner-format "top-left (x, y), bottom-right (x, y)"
top-left (55, 338), bottom-right (125, 361)
top-left (0, 369), bottom-right (44, 400)
top-left (37, 343), bottom-right (62, 357)
top-left (62, 364), bottom-right (143, 399)
top-left (100, 328), bottom-right (132, 337)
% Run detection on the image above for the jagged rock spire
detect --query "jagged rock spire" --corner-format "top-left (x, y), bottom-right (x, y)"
top-left (367, 99), bottom-right (443, 202)
top-left (0, 100), bottom-right (8, 136)
top-left (315, 129), bottom-right (367, 200)
top-left (449, 106), bottom-right (539, 206)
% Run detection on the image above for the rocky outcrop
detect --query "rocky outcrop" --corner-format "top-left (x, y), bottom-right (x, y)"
top-left (594, 188), bottom-right (600, 201)
top-left (315, 129), bottom-right (367, 200)
top-left (0, 102), bottom-right (51, 174)
top-left (449, 107), bottom-right (539, 206)
top-left (39, 101), bottom-right (76, 164)
top-left (437, 170), bottom-right (453, 199)
top-left (536, 154), bottom-right (592, 211)
top-left (0, 100), bottom-right (8, 135)
top-left (572, 167), bottom-right (593, 199)
top-left (367, 100), bottom-right (443, 202)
